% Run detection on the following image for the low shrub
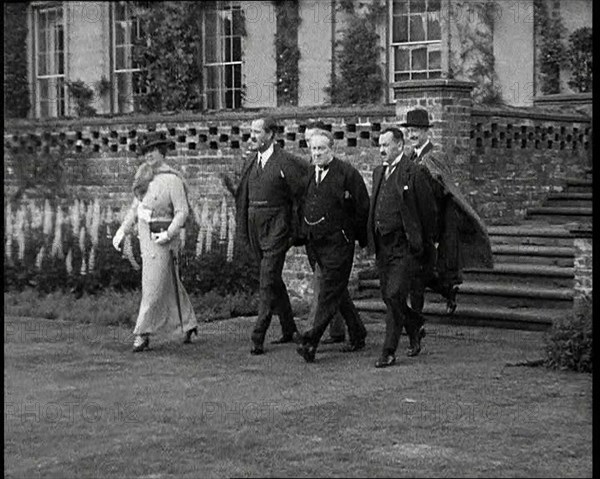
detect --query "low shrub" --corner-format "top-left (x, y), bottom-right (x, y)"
top-left (545, 294), bottom-right (592, 373)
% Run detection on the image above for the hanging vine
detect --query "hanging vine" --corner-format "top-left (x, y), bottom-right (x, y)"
top-left (534, 0), bottom-right (566, 95)
top-left (327, 0), bottom-right (386, 105)
top-left (450, 1), bottom-right (503, 105)
top-left (4, 3), bottom-right (30, 118)
top-left (273, 0), bottom-right (300, 106)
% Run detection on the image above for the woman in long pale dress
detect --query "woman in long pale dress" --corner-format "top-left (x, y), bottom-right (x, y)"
top-left (112, 132), bottom-right (198, 352)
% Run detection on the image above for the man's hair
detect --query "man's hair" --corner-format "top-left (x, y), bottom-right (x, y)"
top-left (309, 129), bottom-right (334, 147)
top-left (260, 116), bottom-right (278, 136)
top-left (381, 127), bottom-right (404, 143)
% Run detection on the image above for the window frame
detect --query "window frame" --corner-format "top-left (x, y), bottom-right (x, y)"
top-left (32, 3), bottom-right (68, 118)
top-left (110, 1), bottom-right (146, 114)
top-left (389, 0), bottom-right (443, 86)
top-left (202, 0), bottom-right (244, 110)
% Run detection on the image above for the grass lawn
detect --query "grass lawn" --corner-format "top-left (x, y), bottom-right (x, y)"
top-left (4, 313), bottom-right (592, 478)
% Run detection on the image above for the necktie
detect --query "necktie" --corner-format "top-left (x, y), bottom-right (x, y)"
top-left (316, 164), bottom-right (329, 185)
top-left (257, 154), bottom-right (263, 171)
top-left (382, 162), bottom-right (393, 181)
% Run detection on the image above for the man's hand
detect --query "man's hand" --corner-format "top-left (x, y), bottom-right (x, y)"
top-left (220, 173), bottom-right (236, 196)
top-left (112, 228), bottom-right (125, 252)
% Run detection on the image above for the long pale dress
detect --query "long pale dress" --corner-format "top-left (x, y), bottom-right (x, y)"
top-left (120, 164), bottom-right (198, 337)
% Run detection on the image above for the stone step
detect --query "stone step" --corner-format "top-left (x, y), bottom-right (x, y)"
top-left (464, 263), bottom-right (574, 287)
top-left (488, 224), bottom-right (574, 247)
top-left (564, 183), bottom-right (593, 194)
top-left (354, 299), bottom-right (558, 331)
top-left (526, 213), bottom-right (592, 224)
top-left (544, 192), bottom-right (593, 207)
top-left (358, 280), bottom-right (574, 309)
top-left (492, 254), bottom-right (573, 267)
top-left (491, 244), bottom-right (575, 257)
top-left (565, 177), bottom-right (593, 187)
top-left (526, 206), bottom-right (592, 217)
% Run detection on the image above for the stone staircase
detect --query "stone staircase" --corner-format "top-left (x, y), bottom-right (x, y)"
top-left (353, 173), bottom-right (592, 331)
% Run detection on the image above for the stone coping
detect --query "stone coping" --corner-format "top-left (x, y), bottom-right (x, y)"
top-left (4, 105), bottom-right (398, 131)
top-left (472, 104), bottom-right (591, 123)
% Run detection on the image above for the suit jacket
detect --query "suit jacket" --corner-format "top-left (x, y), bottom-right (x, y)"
top-left (416, 142), bottom-right (493, 269)
top-left (368, 155), bottom-right (438, 256)
top-left (233, 143), bottom-right (309, 247)
top-left (301, 157), bottom-right (370, 248)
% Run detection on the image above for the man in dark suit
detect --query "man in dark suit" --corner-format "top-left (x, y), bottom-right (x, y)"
top-left (402, 108), bottom-right (493, 318)
top-left (304, 121), bottom-right (347, 345)
top-left (368, 127), bottom-right (438, 368)
top-left (294, 130), bottom-right (370, 363)
top-left (222, 116), bottom-right (309, 355)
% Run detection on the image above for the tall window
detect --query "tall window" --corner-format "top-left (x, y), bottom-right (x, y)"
top-left (33, 5), bottom-right (66, 118)
top-left (203, 1), bottom-right (243, 110)
top-left (390, 0), bottom-right (442, 81)
top-left (112, 2), bottom-right (145, 113)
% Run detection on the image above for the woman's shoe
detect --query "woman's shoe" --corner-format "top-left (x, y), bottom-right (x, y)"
top-left (132, 334), bottom-right (150, 352)
top-left (183, 327), bottom-right (198, 344)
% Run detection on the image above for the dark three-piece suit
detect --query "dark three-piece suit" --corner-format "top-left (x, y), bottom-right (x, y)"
top-left (233, 144), bottom-right (309, 347)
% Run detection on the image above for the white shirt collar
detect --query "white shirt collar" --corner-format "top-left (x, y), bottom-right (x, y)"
top-left (258, 143), bottom-right (274, 166)
top-left (414, 140), bottom-right (431, 158)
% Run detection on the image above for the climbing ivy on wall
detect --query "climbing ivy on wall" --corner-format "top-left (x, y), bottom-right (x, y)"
top-left (273, 1), bottom-right (300, 106)
top-left (450, 1), bottom-right (503, 105)
top-left (534, 0), bottom-right (566, 95)
top-left (4, 3), bottom-right (30, 118)
top-left (327, 0), bottom-right (385, 105)
top-left (567, 27), bottom-right (592, 93)
top-left (133, 2), bottom-right (205, 112)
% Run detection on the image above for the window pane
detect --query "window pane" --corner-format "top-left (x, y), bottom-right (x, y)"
top-left (429, 71), bottom-right (442, 79)
top-left (114, 3), bottom-right (126, 22)
top-left (233, 89), bottom-right (242, 109)
top-left (428, 12), bottom-right (441, 40)
top-left (428, 49), bottom-right (441, 70)
top-left (221, 11), bottom-right (232, 36)
top-left (224, 37), bottom-right (231, 62)
top-left (115, 21), bottom-right (126, 45)
top-left (409, 15), bottom-right (425, 42)
top-left (392, 15), bottom-right (408, 43)
top-left (394, 48), bottom-right (410, 72)
top-left (225, 64), bottom-right (233, 88)
top-left (115, 46), bottom-right (125, 70)
top-left (393, 0), bottom-right (408, 15)
top-left (412, 47), bottom-right (427, 70)
top-left (38, 53), bottom-right (47, 76)
top-left (205, 33), bottom-right (218, 63)
top-left (232, 8), bottom-right (243, 36)
top-left (116, 71), bottom-right (134, 113)
top-left (234, 64), bottom-right (241, 87)
top-left (411, 0), bottom-right (426, 13)
top-left (206, 65), bottom-right (220, 90)
top-left (413, 72), bottom-right (427, 80)
top-left (395, 72), bottom-right (411, 82)
top-left (427, 0), bottom-right (441, 12)
top-left (232, 37), bottom-right (242, 61)
top-left (225, 89), bottom-right (233, 109)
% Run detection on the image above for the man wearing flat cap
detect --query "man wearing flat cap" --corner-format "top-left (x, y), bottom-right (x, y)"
top-left (402, 108), bottom-right (493, 321)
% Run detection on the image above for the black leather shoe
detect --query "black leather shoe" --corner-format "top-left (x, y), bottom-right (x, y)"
top-left (183, 327), bottom-right (198, 344)
top-left (132, 334), bottom-right (150, 353)
top-left (375, 354), bottom-right (396, 368)
top-left (322, 336), bottom-right (345, 345)
top-left (446, 286), bottom-right (459, 316)
top-left (250, 344), bottom-right (265, 355)
top-left (340, 339), bottom-right (366, 353)
top-left (296, 344), bottom-right (316, 363)
top-left (270, 335), bottom-right (295, 344)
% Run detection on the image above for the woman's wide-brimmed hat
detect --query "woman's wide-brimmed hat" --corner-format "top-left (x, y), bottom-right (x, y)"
top-left (138, 131), bottom-right (174, 155)
top-left (400, 108), bottom-right (432, 128)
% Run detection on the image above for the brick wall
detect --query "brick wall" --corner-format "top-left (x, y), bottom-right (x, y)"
top-left (4, 98), bottom-right (591, 298)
